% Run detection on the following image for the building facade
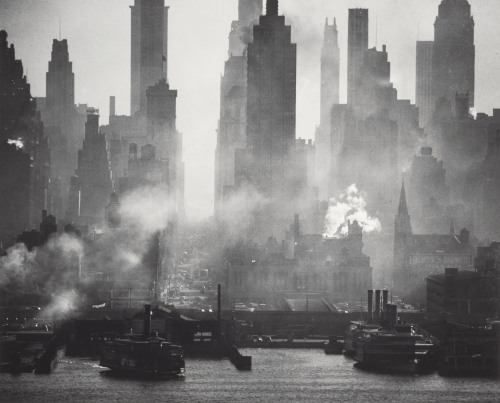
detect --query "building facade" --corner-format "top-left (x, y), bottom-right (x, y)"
top-left (415, 41), bottom-right (434, 128)
top-left (130, 0), bottom-right (169, 115)
top-left (432, 0), bottom-right (475, 112)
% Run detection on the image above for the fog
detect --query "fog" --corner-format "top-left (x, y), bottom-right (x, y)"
top-left (2, 0), bottom-right (500, 220)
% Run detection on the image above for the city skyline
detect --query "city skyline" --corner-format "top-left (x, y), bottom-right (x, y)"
top-left (2, 0), bottom-right (500, 220)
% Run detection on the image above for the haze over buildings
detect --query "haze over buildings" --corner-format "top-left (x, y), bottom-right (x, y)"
top-left (2, 0), bottom-right (500, 220)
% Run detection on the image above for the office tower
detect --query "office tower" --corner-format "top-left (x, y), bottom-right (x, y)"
top-left (0, 30), bottom-right (51, 244)
top-left (215, 0), bottom-right (262, 219)
top-left (415, 41), bottom-right (434, 127)
top-left (432, 0), bottom-right (475, 112)
top-left (75, 110), bottom-right (112, 227)
top-left (316, 17), bottom-right (340, 200)
top-left (321, 17), bottom-right (340, 121)
top-left (130, 0), bottom-right (169, 115)
top-left (243, 0), bottom-right (297, 196)
top-left (347, 8), bottom-right (368, 105)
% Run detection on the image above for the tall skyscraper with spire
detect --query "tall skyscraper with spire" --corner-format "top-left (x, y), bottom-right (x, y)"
top-left (347, 8), bottom-right (368, 105)
top-left (130, 0), bottom-right (169, 115)
top-left (432, 0), bottom-right (475, 112)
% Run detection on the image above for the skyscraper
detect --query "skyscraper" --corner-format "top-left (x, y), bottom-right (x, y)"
top-left (75, 110), bottom-right (112, 227)
top-left (316, 17), bottom-right (340, 200)
top-left (46, 39), bottom-right (74, 126)
top-left (130, 0), bottom-right (169, 115)
top-left (0, 30), bottom-right (51, 243)
top-left (415, 41), bottom-right (434, 128)
top-left (347, 8), bottom-right (368, 105)
top-left (432, 0), bottom-right (475, 112)
top-left (243, 0), bottom-right (297, 196)
top-left (320, 18), bottom-right (340, 125)
top-left (215, 0), bottom-right (262, 219)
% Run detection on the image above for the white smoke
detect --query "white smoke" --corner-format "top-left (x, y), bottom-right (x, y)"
top-left (323, 184), bottom-right (382, 237)
top-left (7, 138), bottom-right (24, 149)
top-left (119, 184), bottom-right (175, 233)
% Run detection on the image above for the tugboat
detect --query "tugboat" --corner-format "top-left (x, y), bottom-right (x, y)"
top-left (100, 305), bottom-right (185, 377)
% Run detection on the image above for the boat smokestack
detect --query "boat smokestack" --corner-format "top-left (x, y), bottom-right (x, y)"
top-left (217, 284), bottom-right (222, 341)
top-left (374, 290), bottom-right (381, 323)
top-left (386, 303), bottom-right (398, 329)
top-left (382, 289), bottom-right (388, 311)
top-left (143, 304), bottom-right (152, 337)
top-left (367, 290), bottom-right (373, 323)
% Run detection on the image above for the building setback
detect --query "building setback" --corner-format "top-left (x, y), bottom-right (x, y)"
top-left (130, 0), bottom-right (169, 115)
top-left (240, 0), bottom-right (297, 197)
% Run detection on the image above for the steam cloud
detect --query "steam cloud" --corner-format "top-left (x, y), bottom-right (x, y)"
top-left (0, 184), bottom-right (176, 316)
top-left (324, 184), bottom-right (382, 237)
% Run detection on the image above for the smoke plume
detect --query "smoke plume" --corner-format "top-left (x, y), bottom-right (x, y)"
top-left (324, 184), bottom-right (381, 237)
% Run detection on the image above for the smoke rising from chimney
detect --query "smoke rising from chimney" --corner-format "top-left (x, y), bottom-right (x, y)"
top-left (323, 184), bottom-right (381, 237)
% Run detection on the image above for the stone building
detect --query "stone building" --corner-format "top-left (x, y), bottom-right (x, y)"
top-left (223, 218), bottom-right (372, 308)
top-left (393, 182), bottom-right (474, 304)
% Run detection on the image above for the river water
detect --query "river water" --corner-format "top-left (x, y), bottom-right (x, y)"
top-left (1, 349), bottom-right (499, 402)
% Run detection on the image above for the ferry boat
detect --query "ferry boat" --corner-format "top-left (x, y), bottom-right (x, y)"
top-left (344, 322), bottom-right (380, 356)
top-left (354, 323), bottom-right (437, 374)
top-left (99, 305), bottom-right (185, 377)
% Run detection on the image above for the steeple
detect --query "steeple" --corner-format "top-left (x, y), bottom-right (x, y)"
top-left (266, 0), bottom-right (278, 16)
top-left (395, 180), bottom-right (412, 235)
top-left (398, 180), bottom-right (409, 215)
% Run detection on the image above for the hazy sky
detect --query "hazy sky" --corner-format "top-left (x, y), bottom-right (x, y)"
top-left (1, 0), bottom-right (500, 220)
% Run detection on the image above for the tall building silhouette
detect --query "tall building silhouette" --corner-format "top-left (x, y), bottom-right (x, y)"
top-left (215, 0), bottom-right (262, 219)
top-left (243, 0), bottom-right (297, 196)
top-left (0, 30), bottom-right (51, 245)
top-left (74, 110), bottom-right (112, 227)
top-left (415, 41), bottom-right (434, 128)
top-left (347, 8), bottom-right (368, 105)
top-left (432, 0), bottom-right (475, 112)
top-left (321, 18), bottom-right (340, 122)
top-left (130, 0), bottom-right (169, 115)
top-left (316, 17), bottom-right (340, 200)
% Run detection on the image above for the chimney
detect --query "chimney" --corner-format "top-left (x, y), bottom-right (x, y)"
top-left (109, 96), bottom-right (116, 117)
top-left (217, 284), bottom-right (222, 342)
top-left (293, 214), bottom-right (300, 241)
top-left (374, 290), bottom-right (381, 323)
top-left (367, 289), bottom-right (373, 323)
top-left (382, 290), bottom-right (388, 311)
top-left (143, 304), bottom-right (152, 337)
